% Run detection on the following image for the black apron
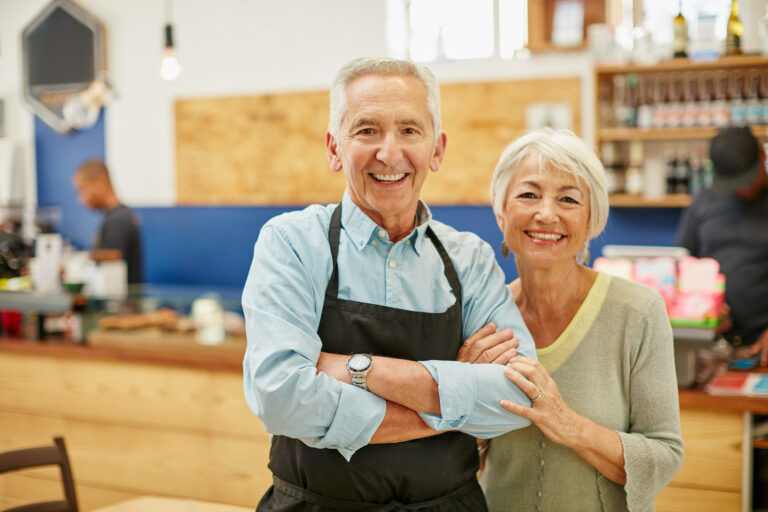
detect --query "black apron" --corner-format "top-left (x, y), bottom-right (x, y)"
top-left (257, 204), bottom-right (486, 512)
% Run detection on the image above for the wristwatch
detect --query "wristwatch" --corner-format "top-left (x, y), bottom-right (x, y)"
top-left (347, 353), bottom-right (373, 391)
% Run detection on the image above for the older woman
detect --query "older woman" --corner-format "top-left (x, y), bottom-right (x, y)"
top-left (480, 128), bottom-right (683, 511)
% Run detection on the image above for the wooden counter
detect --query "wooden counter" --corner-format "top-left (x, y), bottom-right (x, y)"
top-left (1, 337), bottom-right (766, 511)
top-left (0, 337), bottom-right (267, 511)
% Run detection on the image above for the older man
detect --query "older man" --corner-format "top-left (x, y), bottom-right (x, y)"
top-left (243, 57), bottom-right (535, 511)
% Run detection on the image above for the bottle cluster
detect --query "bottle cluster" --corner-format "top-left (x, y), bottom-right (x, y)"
top-left (600, 68), bottom-right (768, 130)
top-left (602, 141), bottom-right (714, 197)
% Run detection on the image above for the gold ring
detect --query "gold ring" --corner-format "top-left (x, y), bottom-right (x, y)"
top-left (532, 390), bottom-right (542, 402)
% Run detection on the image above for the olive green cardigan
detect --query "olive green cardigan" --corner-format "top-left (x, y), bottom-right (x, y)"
top-left (480, 273), bottom-right (684, 512)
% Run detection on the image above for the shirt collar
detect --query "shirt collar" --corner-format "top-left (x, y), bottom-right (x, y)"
top-left (340, 190), bottom-right (432, 255)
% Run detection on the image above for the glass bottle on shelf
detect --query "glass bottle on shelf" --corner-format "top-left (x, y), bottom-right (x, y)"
top-left (697, 74), bottom-right (714, 127)
top-left (653, 75), bottom-right (668, 129)
top-left (726, 0), bottom-right (743, 56)
top-left (673, 1), bottom-right (688, 58)
top-left (637, 76), bottom-right (654, 129)
top-left (713, 72), bottom-right (731, 127)
top-left (613, 74), bottom-right (628, 128)
top-left (762, 70), bottom-right (768, 124)
top-left (675, 144), bottom-right (691, 194)
top-left (625, 73), bottom-right (639, 128)
top-left (746, 70), bottom-right (763, 126)
top-left (625, 141), bottom-right (644, 195)
top-left (681, 73), bottom-right (698, 127)
top-left (598, 79), bottom-right (614, 128)
top-left (665, 147), bottom-right (678, 194)
top-left (729, 72), bottom-right (746, 126)
top-left (601, 141), bottom-right (621, 194)
top-left (667, 74), bottom-right (684, 128)
top-left (689, 148), bottom-right (704, 196)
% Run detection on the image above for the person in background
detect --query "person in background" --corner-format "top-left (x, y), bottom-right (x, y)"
top-left (677, 126), bottom-right (768, 366)
top-left (242, 56), bottom-right (538, 512)
top-left (480, 128), bottom-right (683, 511)
top-left (72, 159), bottom-right (143, 284)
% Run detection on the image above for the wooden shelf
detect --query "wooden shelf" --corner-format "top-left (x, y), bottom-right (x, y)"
top-left (595, 55), bottom-right (768, 75)
top-left (599, 125), bottom-right (768, 142)
top-left (755, 439), bottom-right (768, 450)
top-left (609, 194), bottom-right (691, 208)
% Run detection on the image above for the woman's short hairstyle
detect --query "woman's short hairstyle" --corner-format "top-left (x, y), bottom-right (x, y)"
top-left (490, 128), bottom-right (609, 242)
top-left (328, 57), bottom-right (441, 143)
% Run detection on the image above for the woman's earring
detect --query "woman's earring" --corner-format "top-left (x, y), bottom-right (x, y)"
top-left (581, 241), bottom-right (591, 266)
top-left (501, 241), bottom-right (510, 259)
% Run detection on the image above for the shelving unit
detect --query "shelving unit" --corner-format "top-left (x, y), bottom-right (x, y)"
top-left (595, 55), bottom-right (768, 208)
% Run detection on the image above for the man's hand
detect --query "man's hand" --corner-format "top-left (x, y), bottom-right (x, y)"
top-left (746, 328), bottom-right (768, 367)
top-left (457, 323), bottom-right (518, 365)
top-left (716, 303), bottom-right (733, 335)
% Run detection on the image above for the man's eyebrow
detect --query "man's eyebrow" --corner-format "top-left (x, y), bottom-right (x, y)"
top-left (348, 118), bottom-right (377, 130)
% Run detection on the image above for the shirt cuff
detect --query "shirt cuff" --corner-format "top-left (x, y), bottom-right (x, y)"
top-left (417, 360), bottom-right (477, 431)
top-left (323, 383), bottom-right (386, 461)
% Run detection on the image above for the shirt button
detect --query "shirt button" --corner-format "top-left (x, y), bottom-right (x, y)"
top-left (378, 230), bottom-right (387, 238)
top-left (405, 240), bottom-right (411, 245)
top-left (537, 491), bottom-right (542, 497)
top-left (389, 261), bottom-right (397, 269)
top-left (371, 240), bottom-right (377, 246)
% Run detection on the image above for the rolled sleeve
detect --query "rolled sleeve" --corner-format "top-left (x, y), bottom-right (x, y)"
top-left (418, 361), bottom-right (532, 438)
top-left (323, 384), bottom-right (387, 460)
top-left (417, 360), bottom-right (477, 430)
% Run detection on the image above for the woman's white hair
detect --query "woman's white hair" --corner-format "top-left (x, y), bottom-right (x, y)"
top-left (328, 57), bottom-right (441, 142)
top-left (489, 128), bottom-right (609, 255)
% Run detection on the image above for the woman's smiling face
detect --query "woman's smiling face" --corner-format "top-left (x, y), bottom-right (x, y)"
top-left (500, 155), bottom-right (591, 268)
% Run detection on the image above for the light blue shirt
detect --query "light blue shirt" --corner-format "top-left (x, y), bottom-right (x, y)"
top-left (243, 191), bottom-right (534, 460)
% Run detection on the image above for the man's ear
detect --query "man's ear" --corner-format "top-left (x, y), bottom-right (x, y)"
top-left (429, 131), bottom-right (447, 172)
top-left (326, 132), bottom-right (342, 172)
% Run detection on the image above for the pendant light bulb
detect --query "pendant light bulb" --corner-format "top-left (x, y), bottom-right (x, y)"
top-left (160, 23), bottom-right (180, 81)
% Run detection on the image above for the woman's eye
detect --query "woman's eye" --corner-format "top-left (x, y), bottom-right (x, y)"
top-left (561, 196), bottom-right (580, 204)
top-left (403, 127), bottom-right (417, 135)
top-left (517, 192), bottom-right (537, 199)
top-left (357, 128), bottom-right (375, 135)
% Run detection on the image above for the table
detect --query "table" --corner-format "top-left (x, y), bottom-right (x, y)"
top-left (92, 496), bottom-right (253, 512)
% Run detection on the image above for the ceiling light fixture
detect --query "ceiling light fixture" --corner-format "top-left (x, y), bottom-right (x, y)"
top-left (160, 0), bottom-right (180, 81)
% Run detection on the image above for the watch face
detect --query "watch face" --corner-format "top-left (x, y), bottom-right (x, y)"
top-left (348, 354), bottom-right (371, 372)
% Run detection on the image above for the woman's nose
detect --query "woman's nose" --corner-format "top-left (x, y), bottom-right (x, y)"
top-left (534, 199), bottom-right (559, 223)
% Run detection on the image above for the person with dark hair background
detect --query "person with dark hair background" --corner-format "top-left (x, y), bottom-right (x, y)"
top-left (677, 126), bottom-right (768, 366)
top-left (72, 159), bottom-right (143, 284)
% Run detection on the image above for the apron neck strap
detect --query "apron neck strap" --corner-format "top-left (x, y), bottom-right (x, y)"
top-left (326, 203), bottom-right (463, 306)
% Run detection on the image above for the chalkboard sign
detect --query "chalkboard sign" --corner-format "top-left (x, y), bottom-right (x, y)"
top-left (22, 0), bottom-right (105, 133)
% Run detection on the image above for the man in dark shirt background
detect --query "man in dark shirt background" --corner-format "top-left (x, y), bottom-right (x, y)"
top-left (677, 126), bottom-right (768, 366)
top-left (72, 159), bottom-right (143, 284)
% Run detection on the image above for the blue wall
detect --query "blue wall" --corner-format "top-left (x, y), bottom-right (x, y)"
top-left (35, 116), bottom-right (683, 289)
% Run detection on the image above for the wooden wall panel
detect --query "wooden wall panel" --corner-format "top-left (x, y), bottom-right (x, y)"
top-left (175, 78), bottom-right (581, 206)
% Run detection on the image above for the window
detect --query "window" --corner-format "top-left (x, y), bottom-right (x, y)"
top-left (386, 0), bottom-right (528, 62)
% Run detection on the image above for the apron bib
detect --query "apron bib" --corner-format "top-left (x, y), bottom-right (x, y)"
top-left (258, 204), bottom-right (485, 511)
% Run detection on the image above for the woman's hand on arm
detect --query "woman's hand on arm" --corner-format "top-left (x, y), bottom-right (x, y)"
top-left (457, 323), bottom-right (519, 365)
top-left (500, 356), bottom-right (627, 485)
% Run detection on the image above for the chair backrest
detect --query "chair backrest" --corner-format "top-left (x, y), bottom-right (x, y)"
top-left (0, 436), bottom-right (79, 512)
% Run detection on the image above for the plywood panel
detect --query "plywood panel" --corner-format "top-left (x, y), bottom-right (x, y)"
top-left (672, 409), bottom-right (742, 492)
top-left (175, 78), bottom-right (581, 206)
top-left (655, 485), bottom-right (740, 512)
top-left (423, 78), bottom-right (581, 204)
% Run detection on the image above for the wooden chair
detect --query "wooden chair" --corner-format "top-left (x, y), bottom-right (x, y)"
top-left (0, 436), bottom-right (79, 512)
